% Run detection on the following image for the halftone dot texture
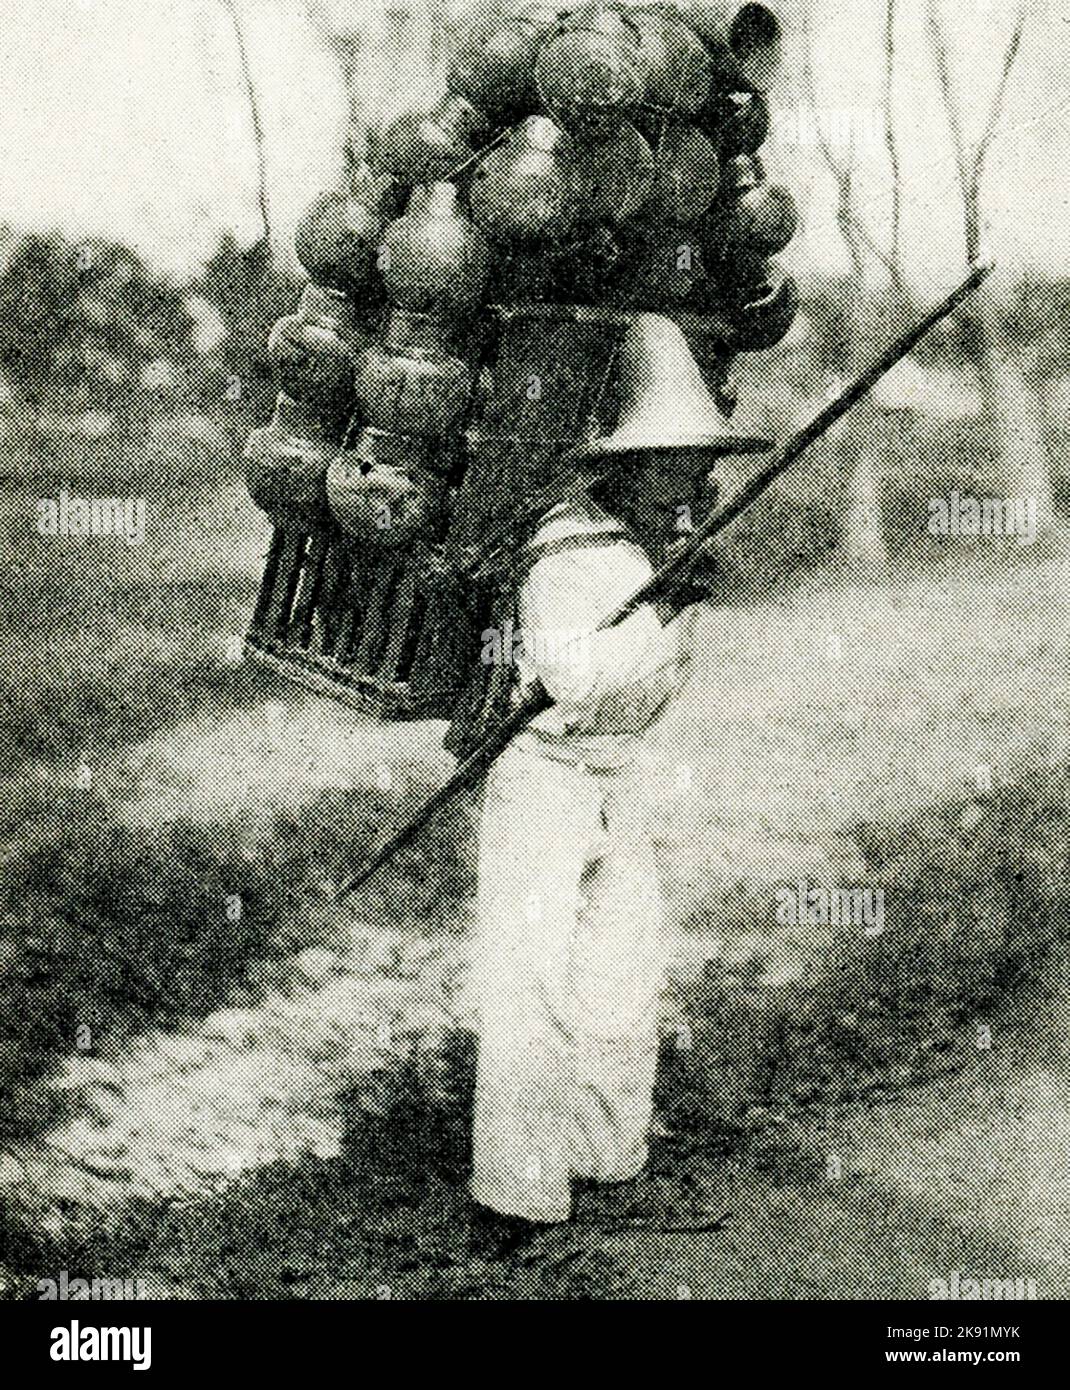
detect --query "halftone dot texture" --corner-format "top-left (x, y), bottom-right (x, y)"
top-left (1, 0), bottom-right (1068, 1302)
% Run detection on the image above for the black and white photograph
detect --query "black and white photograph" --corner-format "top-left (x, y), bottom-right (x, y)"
top-left (0, 0), bottom-right (1068, 1341)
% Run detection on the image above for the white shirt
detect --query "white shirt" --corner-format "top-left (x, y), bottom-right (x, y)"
top-left (512, 496), bottom-right (688, 767)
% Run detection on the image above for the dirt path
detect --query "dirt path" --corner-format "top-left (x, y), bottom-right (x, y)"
top-left (598, 968), bottom-right (1070, 1300)
top-left (3, 535), bottom-right (1070, 1296)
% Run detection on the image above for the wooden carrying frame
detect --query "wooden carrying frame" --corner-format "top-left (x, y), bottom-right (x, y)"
top-left (245, 526), bottom-right (429, 718)
top-left (242, 303), bottom-right (636, 721)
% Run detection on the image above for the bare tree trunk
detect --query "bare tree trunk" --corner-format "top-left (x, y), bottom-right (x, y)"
top-left (973, 284), bottom-right (1055, 530)
top-left (334, 36), bottom-right (366, 185)
top-left (802, 8), bottom-right (890, 566)
top-left (882, 0), bottom-right (908, 303)
top-left (841, 309), bottom-right (891, 566)
top-left (224, 0), bottom-right (272, 247)
top-left (841, 0), bottom-right (917, 567)
top-left (927, 0), bottom-right (1055, 538)
top-left (961, 184), bottom-right (1054, 529)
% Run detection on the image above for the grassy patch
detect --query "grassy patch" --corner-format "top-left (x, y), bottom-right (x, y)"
top-left (0, 627), bottom-right (281, 770)
top-left (665, 766), bottom-right (1070, 1135)
top-left (0, 418), bottom-right (287, 771)
top-left (0, 765), bottom-right (1065, 1299)
top-left (0, 779), bottom-right (474, 1150)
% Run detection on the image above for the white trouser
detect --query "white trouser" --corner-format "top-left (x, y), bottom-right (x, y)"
top-left (470, 736), bottom-right (665, 1223)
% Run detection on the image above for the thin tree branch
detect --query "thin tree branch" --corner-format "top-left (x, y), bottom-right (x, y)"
top-left (801, 5), bottom-right (897, 283)
top-left (972, 3), bottom-right (1027, 187)
top-left (840, 124), bottom-right (866, 287)
top-left (224, 0), bottom-right (271, 247)
top-left (927, 0), bottom-right (1028, 262)
top-left (846, 208), bottom-right (900, 279)
top-left (882, 0), bottom-right (905, 294)
top-left (925, 0), bottom-right (970, 203)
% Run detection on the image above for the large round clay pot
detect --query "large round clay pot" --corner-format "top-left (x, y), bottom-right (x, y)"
top-left (573, 120), bottom-right (655, 223)
top-left (244, 394), bottom-right (333, 530)
top-left (448, 10), bottom-right (555, 121)
top-left (535, 9), bottom-right (648, 126)
top-left (626, 7), bottom-right (712, 115)
top-left (294, 191), bottom-right (382, 299)
top-left (650, 123), bottom-right (720, 221)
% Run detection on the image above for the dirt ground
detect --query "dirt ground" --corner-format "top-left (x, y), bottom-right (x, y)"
top-left (2, 431), bottom-right (1070, 1299)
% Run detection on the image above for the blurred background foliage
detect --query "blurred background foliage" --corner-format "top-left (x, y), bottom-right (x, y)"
top-left (1, 223), bottom-right (1067, 432)
top-left (0, 225), bottom-right (301, 428)
top-left (0, 0), bottom-right (1066, 558)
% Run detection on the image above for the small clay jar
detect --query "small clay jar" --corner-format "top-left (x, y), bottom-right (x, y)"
top-left (326, 428), bottom-right (446, 546)
top-left (706, 154), bottom-right (798, 259)
top-left (266, 285), bottom-right (365, 425)
top-left (468, 115), bottom-right (580, 243)
top-left (719, 258), bottom-right (800, 349)
top-left (381, 182), bottom-right (491, 313)
top-left (677, 0), bottom-right (782, 92)
top-left (244, 393), bottom-right (334, 531)
top-left (371, 94), bottom-right (490, 185)
top-left (702, 90), bottom-right (770, 155)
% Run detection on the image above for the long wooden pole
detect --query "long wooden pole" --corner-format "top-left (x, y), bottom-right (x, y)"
top-left (336, 260), bottom-right (993, 899)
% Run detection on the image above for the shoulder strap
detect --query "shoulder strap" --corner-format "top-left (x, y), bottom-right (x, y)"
top-left (521, 527), bottom-right (634, 570)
